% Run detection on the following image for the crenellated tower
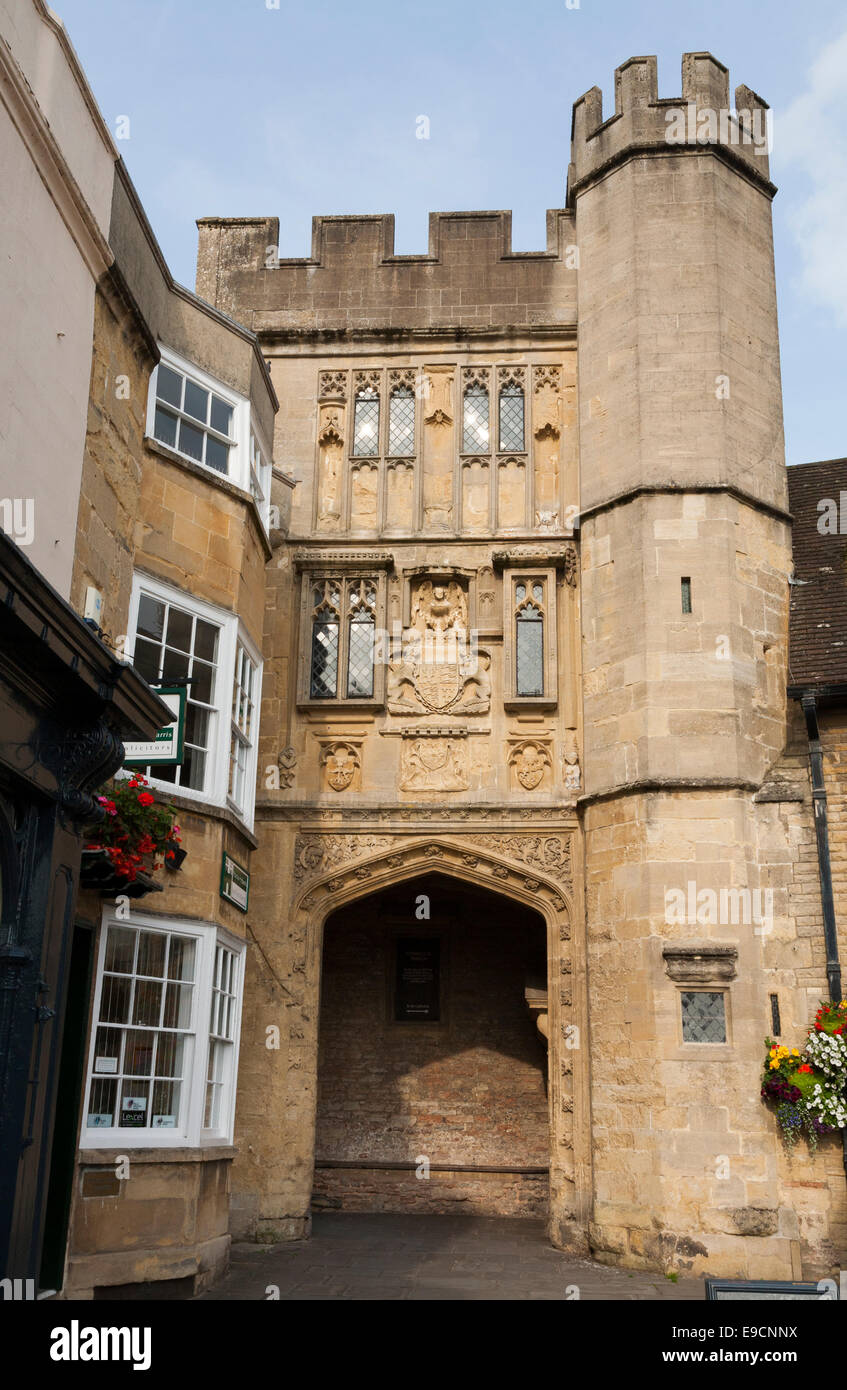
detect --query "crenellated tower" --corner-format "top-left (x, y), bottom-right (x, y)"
top-left (573, 54), bottom-right (795, 1274)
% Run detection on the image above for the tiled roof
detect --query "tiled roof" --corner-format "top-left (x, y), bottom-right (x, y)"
top-left (788, 458), bottom-right (847, 689)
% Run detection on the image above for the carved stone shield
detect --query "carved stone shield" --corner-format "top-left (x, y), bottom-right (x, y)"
top-left (415, 660), bottom-right (461, 712)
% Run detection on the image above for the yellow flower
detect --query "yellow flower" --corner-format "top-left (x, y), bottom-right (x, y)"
top-left (769, 1059), bottom-right (780, 1069)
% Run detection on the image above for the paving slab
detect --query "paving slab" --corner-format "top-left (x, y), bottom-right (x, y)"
top-left (196, 1213), bottom-right (706, 1301)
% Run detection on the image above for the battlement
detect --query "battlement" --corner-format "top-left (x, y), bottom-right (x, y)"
top-left (195, 209), bottom-right (577, 333)
top-left (569, 53), bottom-right (773, 198)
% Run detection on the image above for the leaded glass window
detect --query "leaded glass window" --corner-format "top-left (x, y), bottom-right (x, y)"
top-left (388, 385), bottom-right (415, 456)
top-left (347, 581), bottom-right (377, 698)
top-left (463, 385), bottom-right (489, 453)
top-left (499, 381), bottom-right (524, 452)
top-left (309, 580), bottom-right (341, 698)
top-left (307, 577), bottom-right (378, 702)
top-left (681, 991), bottom-right (727, 1044)
top-left (353, 387), bottom-right (380, 456)
top-left (515, 580), bottom-right (545, 698)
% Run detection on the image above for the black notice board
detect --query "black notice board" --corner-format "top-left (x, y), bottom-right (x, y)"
top-left (395, 937), bottom-right (440, 1022)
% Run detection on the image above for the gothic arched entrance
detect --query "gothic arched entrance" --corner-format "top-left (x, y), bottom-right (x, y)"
top-left (314, 873), bottom-right (550, 1217)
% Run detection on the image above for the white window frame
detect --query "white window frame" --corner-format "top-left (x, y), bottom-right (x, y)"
top-left (80, 910), bottom-right (246, 1150)
top-left (146, 344), bottom-right (256, 496)
top-left (249, 422), bottom-right (273, 533)
top-left (126, 572), bottom-right (263, 830)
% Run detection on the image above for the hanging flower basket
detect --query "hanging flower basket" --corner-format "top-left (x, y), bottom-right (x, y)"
top-left (82, 775), bottom-right (182, 893)
top-left (761, 1001), bottom-right (847, 1151)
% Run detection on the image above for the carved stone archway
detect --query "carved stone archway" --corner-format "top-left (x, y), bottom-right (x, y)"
top-left (277, 831), bottom-right (590, 1254)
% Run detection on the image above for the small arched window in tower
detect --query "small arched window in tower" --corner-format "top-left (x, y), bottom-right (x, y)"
top-left (388, 385), bottom-right (415, 456)
top-left (352, 386), bottom-right (380, 457)
top-left (346, 581), bottom-right (377, 698)
top-left (309, 580), bottom-right (342, 698)
top-left (515, 580), bottom-right (545, 698)
top-left (499, 379), bottom-right (525, 452)
top-left (463, 383), bottom-right (489, 453)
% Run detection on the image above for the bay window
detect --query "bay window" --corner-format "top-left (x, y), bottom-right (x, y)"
top-left (128, 574), bottom-right (262, 827)
top-left (81, 913), bottom-right (245, 1148)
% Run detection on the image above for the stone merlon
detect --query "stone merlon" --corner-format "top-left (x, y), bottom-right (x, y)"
top-left (568, 52), bottom-right (773, 199)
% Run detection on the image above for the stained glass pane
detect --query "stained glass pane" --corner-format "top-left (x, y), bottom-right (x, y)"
top-left (353, 390), bottom-right (380, 456)
top-left (388, 387), bottom-right (415, 455)
top-left (516, 611), bottom-right (543, 697)
top-left (463, 386), bottom-right (489, 453)
top-left (347, 618), bottom-right (375, 698)
top-left (681, 992), bottom-right (726, 1043)
top-left (310, 621), bottom-right (339, 698)
top-left (499, 384), bottom-right (524, 452)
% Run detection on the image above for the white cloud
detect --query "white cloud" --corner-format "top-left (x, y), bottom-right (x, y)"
top-left (777, 30), bottom-right (847, 325)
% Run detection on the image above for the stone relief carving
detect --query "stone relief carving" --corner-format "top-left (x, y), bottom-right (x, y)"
top-left (562, 730), bottom-right (581, 791)
top-left (388, 367), bottom-right (417, 392)
top-left (498, 365), bottom-right (526, 390)
top-left (462, 366), bottom-right (491, 392)
top-left (410, 580), bottom-right (468, 635)
top-left (277, 746), bottom-right (298, 788)
top-left (508, 739), bottom-right (553, 791)
top-left (422, 367), bottom-right (453, 426)
top-left (316, 405), bottom-right (345, 530)
top-left (353, 368), bottom-right (381, 393)
top-left (564, 544), bottom-right (578, 587)
top-left (317, 404), bottom-right (344, 447)
top-left (478, 566), bottom-right (496, 619)
top-left (386, 577), bottom-right (492, 716)
top-left (290, 830), bottom-right (573, 895)
top-left (464, 833), bottom-right (571, 879)
top-left (533, 365), bottom-right (562, 440)
top-left (318, 370), bottom-right (347, 402)
top-left (293, 834), bottom-right (395, 882)
top-left (400, 736), bottom-right (469, 791)
top-left (320, 740), bottom-right (361, 793)
top-left (387, 649), bottom-right (491, 716)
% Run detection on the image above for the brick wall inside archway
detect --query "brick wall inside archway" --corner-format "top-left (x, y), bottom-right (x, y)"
top-left (313, 873), bottom-right (550, 1217)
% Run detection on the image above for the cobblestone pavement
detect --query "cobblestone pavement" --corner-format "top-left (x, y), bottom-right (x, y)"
top-left (197, 1213), bottom-right (705, 1301)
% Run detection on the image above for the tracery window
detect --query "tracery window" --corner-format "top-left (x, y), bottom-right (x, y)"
top-left (499, 379), bottom-right (525, 452)
top-left (515, 580), bottom-right (545, 698)
top-left (308, 578), bottom-right (377, 701)
top-left (388, 384), bottom-right (415, 456)
top-left (462, 383), bottom-right (489, 453)
top-left (503, 568), bottom-right (557, 708)
top-left (352, 386), bottom-right (380, 457)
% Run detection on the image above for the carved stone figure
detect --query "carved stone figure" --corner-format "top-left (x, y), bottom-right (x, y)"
top-left (410, 579), bottom-right (468, 635)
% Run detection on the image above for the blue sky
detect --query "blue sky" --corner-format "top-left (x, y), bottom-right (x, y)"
top-left (57, 0), bottom-right (847, 467)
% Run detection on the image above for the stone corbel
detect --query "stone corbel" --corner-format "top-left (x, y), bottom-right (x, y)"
top-left (662, 944), bottom-right (738, 984)
top-left (525, 983), bottom-right (549, 1043)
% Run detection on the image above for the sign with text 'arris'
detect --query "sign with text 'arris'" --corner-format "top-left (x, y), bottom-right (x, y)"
top-left (123, 686), bottom-right (186, 767)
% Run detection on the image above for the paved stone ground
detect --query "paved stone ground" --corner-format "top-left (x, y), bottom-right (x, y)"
top-left (197, 1213), bottom-right (705, 1300)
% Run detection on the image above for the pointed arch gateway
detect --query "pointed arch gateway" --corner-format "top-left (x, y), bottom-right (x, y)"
top-left (288, 834), bottom-right (591, 1252)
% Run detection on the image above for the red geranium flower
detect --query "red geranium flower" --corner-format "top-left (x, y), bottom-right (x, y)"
top-left (137, 792), bottom-right (155, 807)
